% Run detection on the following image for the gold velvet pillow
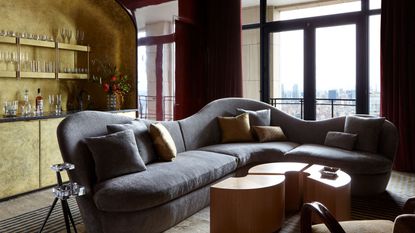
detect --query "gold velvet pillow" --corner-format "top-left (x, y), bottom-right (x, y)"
top-left (217, 113), bottom-right (254, 143)
top-left (149, 123), bottom-right (176, 161)
top-left (252, 126), bottom-right (287, 142)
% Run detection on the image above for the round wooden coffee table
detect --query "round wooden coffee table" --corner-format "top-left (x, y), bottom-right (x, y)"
top-left (248, 162), bottom-right (351, 221)
top-left (210, 175), bottom-right (285, 233)
top-left (302, 164), bottom-right (351, 221)
top-left (248, 162), bottom-right (309, 211)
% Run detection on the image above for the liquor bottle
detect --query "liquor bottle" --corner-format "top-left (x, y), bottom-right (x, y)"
top-left (22, 89), bottom-right (31, 116)
top-left (36, 88), bottom-right (43, 114)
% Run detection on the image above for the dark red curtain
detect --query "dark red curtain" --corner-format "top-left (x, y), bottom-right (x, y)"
top-left (381, 0), bottom-right (415, 171)
top-left (175, 0), bottom-right (207, 119)
top-left (204, 0), bottom-right (243, 103)
top-left (175, 0), bottom-right (243, 119)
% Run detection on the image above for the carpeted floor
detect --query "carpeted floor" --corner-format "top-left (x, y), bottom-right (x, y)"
top-left (0, 171), bottom-right (414, 233)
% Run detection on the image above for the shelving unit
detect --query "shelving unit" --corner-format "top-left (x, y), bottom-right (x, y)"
top-left (0, 36), bottom-right (90, 80)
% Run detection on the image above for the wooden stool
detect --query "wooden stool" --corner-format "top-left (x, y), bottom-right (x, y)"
top-left (210, 175), bottom-right (285, 233)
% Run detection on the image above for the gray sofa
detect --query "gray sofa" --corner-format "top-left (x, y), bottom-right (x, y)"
top-left (57, 98), bottom-right (398, 233)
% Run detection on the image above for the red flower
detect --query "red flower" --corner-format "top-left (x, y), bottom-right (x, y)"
top-left (111, 76), bottom-right (117, 82)
top-left (103, 83), bottom-right (110, 92)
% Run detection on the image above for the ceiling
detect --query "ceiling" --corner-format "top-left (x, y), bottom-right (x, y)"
top-left (242, 0), bottom-right (320, 8)
top-left (134, 1), bottom-right (178, 29)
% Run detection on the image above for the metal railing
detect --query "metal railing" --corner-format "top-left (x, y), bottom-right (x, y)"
top-left (138, 95), bottom-right (175, 121)
top-left (269, 97), bottom-right (356, 119)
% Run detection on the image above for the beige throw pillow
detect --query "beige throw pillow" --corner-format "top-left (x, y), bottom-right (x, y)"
top-left (252, 126), bottom-right (287, 142)
top-left (149, 123), bottom-right (176, 161)
top-left (218, 113), bottom-right (253, 143)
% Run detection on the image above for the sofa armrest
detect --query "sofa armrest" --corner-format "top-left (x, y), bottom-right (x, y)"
top-left (393, 214), bottom-right (415, 233)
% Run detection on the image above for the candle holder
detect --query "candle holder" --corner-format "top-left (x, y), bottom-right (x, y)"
top-left (38, 163), bottom-right (85, 233)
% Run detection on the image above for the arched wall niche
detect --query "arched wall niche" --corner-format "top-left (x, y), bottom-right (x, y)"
top-left (0, 0), bottom-right (137, 110)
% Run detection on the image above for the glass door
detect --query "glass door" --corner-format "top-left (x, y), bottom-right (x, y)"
top-left (315, 24), bottom-right (356, 120)
top-left (269, 30), bottom-right (304, 119)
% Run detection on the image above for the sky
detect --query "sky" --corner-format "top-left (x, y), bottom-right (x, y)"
top-left (275, 1), bottom-right (380, 94)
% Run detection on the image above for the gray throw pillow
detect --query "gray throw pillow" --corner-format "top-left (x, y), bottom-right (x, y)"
top-left (107, 120), bottom-right (156, 164)
top-left (236, 108), bottom-right (271, 126)
top-left (344, 115), bottom-right (385, 153)
top-left (324, 131), bottom-right (358, 150)
top-left (85, 129), bottom-right (146, 182)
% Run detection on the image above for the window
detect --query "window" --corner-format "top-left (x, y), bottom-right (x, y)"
top-left (134, 1), bottom-right (177, 120)
top-left (242, 0), bottom-right (381, 120)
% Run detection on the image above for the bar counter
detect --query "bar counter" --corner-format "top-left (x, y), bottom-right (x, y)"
top-left (0, 109), bottom-right (138, 123)
top-left (0, 108), bottom-right (138, 200)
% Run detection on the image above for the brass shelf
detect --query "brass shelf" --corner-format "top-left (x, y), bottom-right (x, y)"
top-left (58, 43), bottom-right (90, 52)
top-left (0, 71), bottom-right (17, 78)
top-left (58, 73), bottom-right (88, 80)
top-left (20, 38), bottom-right (55, 48)
top-left (21, 72), bottom-right (55, 79)
top-left (0, 36), bottom-right (17, 44)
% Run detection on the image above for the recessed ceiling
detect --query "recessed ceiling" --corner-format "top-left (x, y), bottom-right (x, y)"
top-left (242, 0), bottom-right (320, 8)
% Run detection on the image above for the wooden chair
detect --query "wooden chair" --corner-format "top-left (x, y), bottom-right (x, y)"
top-left (301, 197), bottom-right (415, 233)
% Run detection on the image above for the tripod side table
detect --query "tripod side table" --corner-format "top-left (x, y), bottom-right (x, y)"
top-left (38, 163), bottom-right (85, 233)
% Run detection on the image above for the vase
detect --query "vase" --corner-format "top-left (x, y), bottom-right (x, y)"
top-left (107, 93), bottom-right (117, 110)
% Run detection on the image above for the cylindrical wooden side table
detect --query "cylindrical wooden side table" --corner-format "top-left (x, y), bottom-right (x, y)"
top-left (303, 164), bottom-right (351, 222)
top-left (248, 162), bottom-right (310, 212)
top-left (210, 175), bottom-right (285, 233)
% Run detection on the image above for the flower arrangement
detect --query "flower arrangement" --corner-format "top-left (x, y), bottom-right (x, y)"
top-left (92, 60), bottom-right (131, 102)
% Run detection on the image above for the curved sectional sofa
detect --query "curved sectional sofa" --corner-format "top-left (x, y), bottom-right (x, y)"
top-left (57, 98), bottom-right (398, 233)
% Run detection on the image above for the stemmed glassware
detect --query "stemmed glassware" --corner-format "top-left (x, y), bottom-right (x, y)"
top-left (66, 29), bottom-right (72, 44)
top-left (48, 95), bottom-right (55, 113)
top-left (56, 94), bottom-right (62, 115)
top-left (76, 30), bottom-right (84, 45)
top-left (60, 28), bottom-right (66, 43)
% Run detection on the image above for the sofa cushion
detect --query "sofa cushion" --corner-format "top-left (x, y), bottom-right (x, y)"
top-left (236, 108), bottom-right (271, 126)
top-left (344, 115), bottom-right (385, 153)
top-left (140, 119), bottom-right (186, 153)
top-left (93, 150), bottom-right (237, 212)
top-left (199, 142), bottom-right (300, 166)
top-left (324, 131), bottom-right (358, 151)
top-left (107, 120), bottom-right (156, 164)
top-left (218, 113), bottom-right (254, 143)
top-left (253, 126), bottom-right (287, 142)
top-left (284, 144), bottom-right (392, 174)
top-left (149, 123), bottom-right (177, 161)
top-left (85, 130), bottom-right (147, 182)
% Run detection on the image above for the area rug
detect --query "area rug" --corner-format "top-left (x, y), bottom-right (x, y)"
top-left (0, 198), bottom-right (82, 233)
top-left (0, 171), bottom-right (413, 233)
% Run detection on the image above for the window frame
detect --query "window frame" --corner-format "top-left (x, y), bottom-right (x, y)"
top-left (242, 0), bottom-right (381, 120)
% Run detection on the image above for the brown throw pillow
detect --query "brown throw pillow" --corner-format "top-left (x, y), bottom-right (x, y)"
top-left (252, 126), bottom-right (287, 142)
top-left (217, 113), bottom-right (254, 143)
top-left (149, 123), bottom-right (177, 161)
top-left (324, 131), bottom-right (358, 150)
top-left (344, 115), bottom-right (385, 153)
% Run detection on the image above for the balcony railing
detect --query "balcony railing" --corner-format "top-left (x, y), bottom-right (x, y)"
top-left (269, 97), bottom-right (356, 119)
top-left (138, 95), bottom-right (175, 121)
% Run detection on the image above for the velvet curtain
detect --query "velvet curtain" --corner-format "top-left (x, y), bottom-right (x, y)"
top-left (381, 0), bottom-right (415, 171)
top-left (174, 0), bottom-right (243, 119)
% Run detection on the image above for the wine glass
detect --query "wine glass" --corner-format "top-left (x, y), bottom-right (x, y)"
top-left (48, 95), bottom-right (55, 113)
top-left (60, 28), bottom-right (66, 43)
top-left (5, 52), bottom-right (11, 71)
top-left (66, 29), bottom-right (72, 44)
top-left (76, 30), bottom-right (84, 45)
top-left (56, 94), bottom-right (62, 114)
